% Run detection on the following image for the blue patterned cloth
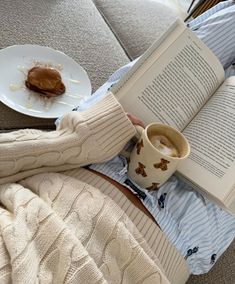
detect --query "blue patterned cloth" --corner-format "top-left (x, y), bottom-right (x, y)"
top-left (89, 154), bottom-right (235, 275)
top-left (56, 1), bottom-right (235, 275)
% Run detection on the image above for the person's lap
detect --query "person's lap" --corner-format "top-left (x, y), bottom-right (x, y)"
top-left (88, 168), bottom-right (157, 222)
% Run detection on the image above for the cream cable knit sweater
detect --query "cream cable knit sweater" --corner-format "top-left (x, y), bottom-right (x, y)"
top-left (0, 94), bottom-right (170, 283)
top-left (0, 94), bottom-right (134, 184)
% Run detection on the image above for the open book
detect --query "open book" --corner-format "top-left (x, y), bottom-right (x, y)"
top-left (109, 19), bottom-right (235, 214)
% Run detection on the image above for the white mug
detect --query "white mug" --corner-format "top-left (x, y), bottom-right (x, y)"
top-left (127, 123), bottom-right (190, 190)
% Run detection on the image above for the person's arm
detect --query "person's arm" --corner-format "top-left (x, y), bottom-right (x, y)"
top-left (0, 94), bottom-right (136, 184)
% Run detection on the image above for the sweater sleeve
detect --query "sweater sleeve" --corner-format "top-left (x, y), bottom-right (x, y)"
top-left (0, 93), bottom-right (136, 184)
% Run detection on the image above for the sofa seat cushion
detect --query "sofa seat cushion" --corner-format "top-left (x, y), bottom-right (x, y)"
top-left (94, 0), bottom-right (178, 60)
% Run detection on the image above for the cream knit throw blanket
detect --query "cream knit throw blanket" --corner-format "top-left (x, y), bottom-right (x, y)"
top-left (0, 173), bottom-right (169, 283)
top-left (0, 94), bottom-right (169, 283)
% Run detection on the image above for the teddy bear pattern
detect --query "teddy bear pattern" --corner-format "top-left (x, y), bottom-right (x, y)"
top-left (133, 141), bottom-right (170, 190)
top-left (146, 182), bottom-right (160, 191)
top-left (136, 139), bottom-right (144, 155)
top-left (154, 158), bottom-right (170, 171)
top-left (135, 162), bottom-right (147, 177)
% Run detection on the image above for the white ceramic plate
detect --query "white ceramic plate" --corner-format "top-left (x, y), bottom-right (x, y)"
top-left (0, 45), bottom-right (92, 118)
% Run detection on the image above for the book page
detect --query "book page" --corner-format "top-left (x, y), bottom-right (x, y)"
top-left (113, 20), bottom-right (224, 131)
top-left (178, 77), bottom-right (235, 201)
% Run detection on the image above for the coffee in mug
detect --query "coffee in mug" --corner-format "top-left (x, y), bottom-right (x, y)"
top-left (148, 133), bottom-right (180, 158)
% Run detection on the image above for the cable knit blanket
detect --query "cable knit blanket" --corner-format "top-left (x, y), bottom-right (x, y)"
top-left (0, 172), bottom-right (169, 283)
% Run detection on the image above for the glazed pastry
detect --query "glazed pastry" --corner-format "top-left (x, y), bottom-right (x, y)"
top-left (25, 66), bottom-right (65, 97)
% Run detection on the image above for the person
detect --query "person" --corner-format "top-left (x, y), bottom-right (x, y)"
top-left (0, 1), bottom-right (234, 283)
top-left (0, 94), bottom-right (174, 283)
top-left (69, 0), bottom-right (235, 275)
top-left (68, 0), bottom-right (235, 276)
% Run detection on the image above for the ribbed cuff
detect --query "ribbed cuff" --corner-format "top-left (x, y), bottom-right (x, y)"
top-left (81, 93), bottom-right (136, 158)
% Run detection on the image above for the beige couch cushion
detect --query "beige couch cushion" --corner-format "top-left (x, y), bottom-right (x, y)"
top-left (0, 0), bottom-right (129, 129)
top-left (94, 0), bottom-right (178, 60)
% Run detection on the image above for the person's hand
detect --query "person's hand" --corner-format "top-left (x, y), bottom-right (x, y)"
top-left (126, 113), bottom-right (145, 128)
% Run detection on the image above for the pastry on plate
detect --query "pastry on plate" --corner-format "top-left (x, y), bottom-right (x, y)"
top-left (25, 66), bottom-right (65, 97)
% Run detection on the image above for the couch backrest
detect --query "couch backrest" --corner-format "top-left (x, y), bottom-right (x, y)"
top-left (94, 0), bottom-right (178, 60)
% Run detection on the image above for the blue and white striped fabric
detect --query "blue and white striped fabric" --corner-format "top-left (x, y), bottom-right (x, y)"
top-left (56, 1), bottom-right (235, 275)
top-left (89, 154), bottom-right (235, 275)
top-left (188, 0), bottom-right (235, 73)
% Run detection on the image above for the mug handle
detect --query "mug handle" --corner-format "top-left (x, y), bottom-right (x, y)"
top-left (120, 125), bottom-right (145, 159)
top-left (132, 125), bottom-right (144, 142)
